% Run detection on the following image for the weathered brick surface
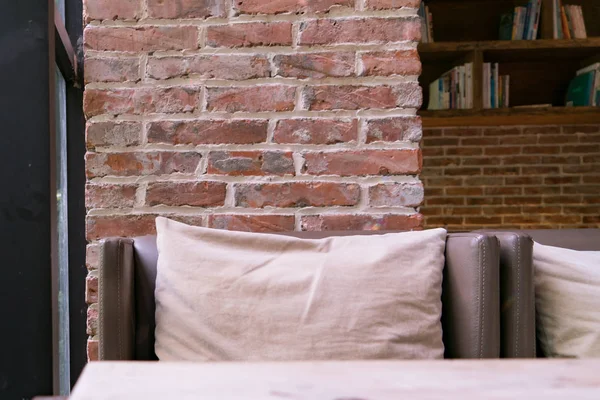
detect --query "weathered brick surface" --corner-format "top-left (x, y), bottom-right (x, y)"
top-left (234, 0), bottom-right (353, 14)
top-left (274, 119), bottom-right (358, 144)
top-left (208, 215), bottom-right (296, 232)
top-left (421, 125), bottom-right (600, 231)
top-left (235, 182), bottom-right (361, 208)
top-left (84, 0), bottom-right (425, 361)
top-left (84, 26), bottom-right (199, 51)
top-left (303, 149), bottom-right (422, 176)
top-left (207, 151), bottom-right (294, 176)
top-left (299, 17), bottom-right (421, 45)
top-left (206, 86), bottom-right (296, 113)
top-left (274, 52), bottom-right (355, 79)
top-left (148, 120), bottom-right (268, 145)
top-left (147, 0), bottom-right (227, 18)
top-left (301, 213), bottom-right (424, 231)
top-left (146, 182), bottom-right (227, 207)
top-left (207, 22), bottom-right (293, 47)
top-left (147, 55), bottom-right (270, 80)
top-left (83, 0), bottom-right (141, 21)
top-left (85, 57), bottom-right (140, 83)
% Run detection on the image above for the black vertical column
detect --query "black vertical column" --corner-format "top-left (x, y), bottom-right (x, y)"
top-left (0, 1), bottom-right (53, 398)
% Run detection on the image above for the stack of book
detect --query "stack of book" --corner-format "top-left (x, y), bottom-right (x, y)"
top-left (418, 2), bottom-right (434, 43)
top-left (566, 63), bottom-right (600, 107)
top-left (499, 0), bottom-right (542, 40)
top-left (553, 1), bottom-right (587, 39)
top-left (427, 63), bottom-right (473, 110)
top-left (483, 63), bottom-right (510, 109)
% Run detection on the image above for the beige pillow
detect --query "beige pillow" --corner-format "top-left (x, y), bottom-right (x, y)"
top-left (154, 217), bottom-right (447, 361)
top-left (534, 242), bottom-right (600, 358)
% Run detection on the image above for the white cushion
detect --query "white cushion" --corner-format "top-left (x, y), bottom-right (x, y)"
top-left (534, 242), bottom-right (600, 358)
top-left (154, 217), bottom-right (447, 361)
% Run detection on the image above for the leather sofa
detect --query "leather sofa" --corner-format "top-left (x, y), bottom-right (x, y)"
top-left (97, 231), bottom-right (502, 361)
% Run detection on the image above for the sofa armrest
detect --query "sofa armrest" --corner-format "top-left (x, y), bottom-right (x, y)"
top-left (98, 238), bottom-right (135, 360)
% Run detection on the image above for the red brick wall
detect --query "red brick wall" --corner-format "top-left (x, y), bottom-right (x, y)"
top-left (83, 0), bottom-right (424, 359)
top-left (421, 125), bottom-right (600, 231)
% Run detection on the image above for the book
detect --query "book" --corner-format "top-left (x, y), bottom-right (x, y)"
top-left (483, 63), bottom-right (490, 109)
top-left (504, 75), bottom-right (510, 107)
top-left (516, 7), bottom-right (527, 40)
top-left (523, 0), bottom-right (533, 40)
top-left (561, 5), bottom-right (571, 39)
top-left (577, 63), bottom-right (600, 106)
top-left (565, 70), bottom-right (595, 106)
top-left (531, 0), bottom-right (542, 40)
top-left (499, 13), bottom-right (514, 40)
top-left (428, 63), bottom-right (474, 111)
top-left (511, 7), bottom-right (520, 40)
top-left (576, 5), bottom-right (587, 38)
top-left (465, 63), bottom-right (473, 108)
top-left (426, 6), bottom-right (434, 42)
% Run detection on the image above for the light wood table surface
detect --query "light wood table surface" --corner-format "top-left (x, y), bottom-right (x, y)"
top-left (70, 359), bottom-right (600, 399)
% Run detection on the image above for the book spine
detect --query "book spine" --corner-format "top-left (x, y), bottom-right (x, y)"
top-left (517, 7), bottom-right (527, 40)
top-left (556, 0), bottom-right (563, 39)
top-left (466, 63), bottom-right (473, 108)
top-left (523, 1), bottom-right (532, 40)
top-left (577, 6), bottom-right (587, 39)
top-left (532, 0), bottom-right (542, 40)
top-left (511, 7), bottom-right (519, 40)
top-left (494, 63), bottom-right (499, 109)
top-left (505, 75), bottom-right (510, 108)
top-left (591, 70), bottom-right (597, 106)
top-left (565, 6), bottom-right (574, 38)
top-left (561, 5), bottom-right (571, 39)
top-left (553, 0), bottom-right (558, 39)
top-left (426, 6), bottom-right (434, 42)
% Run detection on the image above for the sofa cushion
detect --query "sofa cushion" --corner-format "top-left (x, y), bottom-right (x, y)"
top-left (534, 243), bottom-right (600, 358)
top-left (154, 217), bottom-right (447, 361)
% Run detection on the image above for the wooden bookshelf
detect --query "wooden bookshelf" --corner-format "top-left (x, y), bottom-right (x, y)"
top-left (419, 0), bottom-right (600, 127)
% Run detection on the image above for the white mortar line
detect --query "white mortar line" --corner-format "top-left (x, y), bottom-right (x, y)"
top-left (292, 152), bottom-right (305, 176)
top-left (86, 107), bottom-right (417, 122)
top-left (266, 119), bottom-right (277, 143)
top-left (84, 42), bottom-right (418, 58)
top-left (224, 183), bottom-right (236, 207)
top-left (134, 182), bottom-right (148, 207)
top-left (294, 86), bottom-right (306, 111)
top-left (294, 213), bottom-right (302, 231)
top-left (140, 0), bottom-right (149, 20)
top-left (292, 21), bottom-right (300, 48)
top-left (139, 53), bottom-right (148, 82)
top-left (359, 183), bottom-right (369, 210)
top-left (198, 26), bottom-right (207, 48)
top-left (86, 75), bottom-right (419, 90)
top-left (140, 121), bottom-right (149, 144)
top-left (357, 118), bottom-right (367, 144)
top-left (87, 8), bottom-right (419, 27)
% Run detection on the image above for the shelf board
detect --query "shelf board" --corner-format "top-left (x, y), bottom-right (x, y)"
top-left (419, 38), bottom-right (600, 61)
top-left (419, 106), bottom-right (600, 127)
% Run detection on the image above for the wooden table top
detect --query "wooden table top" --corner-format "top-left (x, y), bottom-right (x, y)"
top-left (70, 359), bottom-right (600, 399)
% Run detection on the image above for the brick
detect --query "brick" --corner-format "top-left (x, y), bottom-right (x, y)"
top-left (207, 151), bottom-right (294, 176)
top-left (483, 166), bottom-right (520, 176)
top-left (483, 206), bottom-right (522, 215)
top-left (274, 52), bottom-right (355, 79)
top-left (423, 147), bottom-right (444, 157)
top-left (207, 22), bottom-right (293, 47)
top-left (87, 338), bottom-right (99, 362)
top-left (427, 197), bottom-right (465, 206)
top-left (147, 0), bottom-right (227, 18)
top-left (86, 122), bottom-right (142, 149)
top-left (562, 125), bottom-right (600, 134)
top-left (85, 183), bottom-right (137, 209)
top-left (146, 182), bottom-right (227, 207)
top-left (506, 176), bottom-right (543, 185)
top-left (464, 176), bottom-right (504, 186)
top-left (444, 128), bottom-right (482, 137)
top-left (542, 155), bottom-right (580, 164)
top-left (583, 215), bottom-right (600, 224)
top-left (305, 83), bottom-right (421, 110)
top-left (360, 50), bottom-right (421, 76)
top-left (563, 144), bottom-right (600, 153)
top-left (84, 26), bottom-right (198, 51)
top-left (498, 136), bottom-right (537, 145)
top-left (545, 176), bottom-right (582, 185)
top-left (579, 134), bottom-right (600, 143)
top-left (484, 187), bottom-right (522, 196)
top-left (369, 183), bottom-right (424, 207)
top-left (543, 195), bottom-right (582, 205)
top-left (85, 57), bottom-right (140, 83)
top-left (208, 215), bottom-right (295, 232)
top-left (484, 146), bottom-right (521, 156)
top-left (461, 157), bottom-right (502, 166)
top-left (571, 185), bottom-right (600, 194)
top-left (501, 155), bottom-right (541, 164)
top-left (365, 0), bottom-right (420, 9)
top-left (85, 272), bottom-right (98, 304)
top-left (462, 137), bottom-right (500, 146)
top-left (542, 215), bottom-right (582, 224)
top-left (538, 135), bottom-right (579, 144)
top-left (83, 0), bottom-right (141, 21)
top-left (298, 17), bottom-right (421, 45)
top-left (84, 87), bottom-right (199, 117)
top-left (503, 215), bottom-right (543, 224)
top-left (424, 137), bottom-right (459, 146)
top-left (504, 196), bottom-right (543, 206)
top-left (523, 126), bottom-right (562, 135)
top-left (583, 154), bottom-right (600, 163)
top-left (234, 0), bottom-right (353, 14)
top-left (86, 214), bottom-right (157, 240)
top-left (521, 206), bottom-right (562, 214)
top-left (467, 197), bottom-right (502, 206)
top-left (147, 55), bottom-right (270, 80)
top-left (425, 177), bottom-right (463, 187)
top-left (426, 188), bottom-right (444, 196)
top-left (424, 157), bottom-right (460, 167)
top-left (148, 119), bottom-right (267, 145)
top-left (444, 167), bottom-right (481, 176)
top-left (301, 213), bottom-right (423, 231)
top-left (563, 165), bottom-right (597, 174)
top-left (445, 187), bottom-right (483, 196)
top-left (366, 117), bottom-right (422, 143)
top-left (235, 182), bottom-right (360, 208)
top-left (464, 216), bottom-right (503, 225)
top-left (583, 176), bottom-right (600, 184)
top-left (443, 206), bottom-right (483, 216)
top-left (425, 216), bottom-right (464, 226)
top-left (206, 86), bottom-right (295, 113)
top-left (482, 127), bottom-right (521, 136)
top-left (274, 119), bottom-right (357, 144)
top-left (563, 205), bottom-right (599, 215)
top-left (86, 151), bottom-right (201, 178)
top-left (423, 128), bottom-right (443, 137)
top-left (521, 166), bottom-right (560, 175)
top-left (303, 149), bottom-right (421, 176)
top-left (445, 147), bottom-right (483, 156)
top-left (148, 120), bottom-right (268, 145)
top-left (86, 243), bottom-right (101, 270)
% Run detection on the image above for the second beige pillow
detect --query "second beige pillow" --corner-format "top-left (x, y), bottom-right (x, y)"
top-left (155, 217), bottom-right (447, 361)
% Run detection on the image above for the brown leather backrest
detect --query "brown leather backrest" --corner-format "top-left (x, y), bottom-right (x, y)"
top-left (99, 231), bottom-right (501, 360)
